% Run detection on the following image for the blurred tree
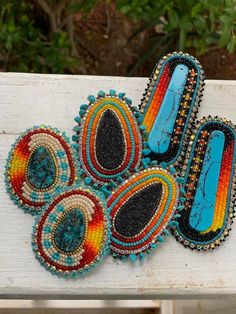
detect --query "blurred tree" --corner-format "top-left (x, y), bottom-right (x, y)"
top-left (0, 0), bottom-right (98, 73)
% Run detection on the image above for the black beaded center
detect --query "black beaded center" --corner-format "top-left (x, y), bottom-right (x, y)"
top-left (114, 183), bottom-right (163, 237)
top-left (96, 109), bottom-right (125, 170)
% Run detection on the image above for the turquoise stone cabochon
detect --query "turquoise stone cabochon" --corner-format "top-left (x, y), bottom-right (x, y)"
top-left (54, 208), bottom-right (85, 253)
top-left (27, 146), bottom-right (56, 189)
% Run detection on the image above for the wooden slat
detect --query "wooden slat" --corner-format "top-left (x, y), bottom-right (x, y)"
top-left (0, 73), bottom-right (236, 299)
top-left (0, 300), bottom-right (160, 309)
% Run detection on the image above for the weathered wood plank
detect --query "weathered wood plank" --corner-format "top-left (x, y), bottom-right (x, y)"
top-left (0, 73), bottom-right (236, 299)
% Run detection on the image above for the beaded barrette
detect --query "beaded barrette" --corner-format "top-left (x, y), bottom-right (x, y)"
top-left (72, 90), bottom-right (144, 189)
top-left (5, 126), bottom-right (77, 215)
top-left (108, 167), bottom-right (184, 261)
top-left (173, 117), bottom-right (236, 250)
top-left (140, 52), bottom-right (205, 166)
top-left (32, 186), bottom-right (110, 278)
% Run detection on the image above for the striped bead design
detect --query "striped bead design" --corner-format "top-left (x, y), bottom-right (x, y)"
top-left (5, 126), bottom-right (76, 215)
top-left (32, 187), bottom-right (109, 278)
top-left (108, 167), bottom-right (181, 260)
top-left (73, 90), bottom-right (142, 185)
top-left (140, 52), bottom-right (205, 165)
top-left (173, 117), bottom-right (236, 250)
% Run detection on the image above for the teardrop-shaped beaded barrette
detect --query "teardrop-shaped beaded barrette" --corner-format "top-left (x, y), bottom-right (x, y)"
top-left (5, 126), bottom-right (77, 215)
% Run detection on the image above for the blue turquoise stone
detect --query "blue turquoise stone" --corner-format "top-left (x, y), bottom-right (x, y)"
top-left (54, 208), bottom-right (85, 253)
top-left (148, 64), bottom-right (188, 154)
top-left (189, 130), bottom-right (225, 232)
top-left (27, 146), bottom-right (56, 189)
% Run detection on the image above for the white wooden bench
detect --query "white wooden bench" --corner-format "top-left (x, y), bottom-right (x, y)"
top-left (0, 73), bottom-right (236, 300)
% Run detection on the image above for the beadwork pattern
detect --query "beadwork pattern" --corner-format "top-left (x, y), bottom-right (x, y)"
top-left (5, 126), bottom-right (77, 215)
top-left (108, 167), bottom-right (183, 261)
top-left (32, 186), bottom-right (109, 278)
top-left (73, 90), bottom-right (143, 186)
top-left (140, 52), bottom-right (205, 165)
top-left (173, 117), bottom-right (236, 250)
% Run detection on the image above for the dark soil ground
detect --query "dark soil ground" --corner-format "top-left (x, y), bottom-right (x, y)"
top-left (74, 3), bottom-right (236, 79)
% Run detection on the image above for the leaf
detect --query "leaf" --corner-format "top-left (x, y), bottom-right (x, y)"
top-left (194, 15), bottom-right (206, 30)
top-left (219, 26), bottom-right (231, 47)
top-left (191, 3), bottom-right (202, 17)
top-left (220, 15), bottom-right (231, 25)
top-left (227, 37), bottom-right (235, 53)
top-left (180, 15), bottom-right (193, 31)
top-left (168, 10), bottom-right (179, 28)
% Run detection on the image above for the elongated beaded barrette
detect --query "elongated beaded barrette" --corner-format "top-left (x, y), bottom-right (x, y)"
top-left (140, 51), bottom-right (205, 165)
top-left (173, 117), bottom-right (236, 250)
top-left (4, 51), bottom-right (236, 279)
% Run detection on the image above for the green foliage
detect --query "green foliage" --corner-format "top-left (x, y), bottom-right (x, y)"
top-left (0, 0), bottom-right (98, 73)
top-left (0, 1), bottom-right (74, 72)
top-left (116, 0), bottom-right (236, 55)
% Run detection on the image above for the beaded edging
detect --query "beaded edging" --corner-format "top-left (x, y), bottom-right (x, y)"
top-left (5, 126), bottom-right (78, 215)
top-left (72, 90), bottom-right (145, 193)
top-left (140, 51), bottom-right (205, 166)
top-left (108, 166), bottom-right (185, 261)
top-left (173, 116), bottom-right (236, 250)
top-left (32, 185), bottom-right (110, 278)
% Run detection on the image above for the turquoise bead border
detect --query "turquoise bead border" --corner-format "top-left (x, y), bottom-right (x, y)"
top-left (110, 173), bottom-right (174, 247)
top-left (31, 184), bottom-right (111, 279)
top-left (5, 125), bottom-right (80, 216)
top-left (73, 90), bottom-right (146, 191)
top-left (108, 167), bottom-right (185, 261)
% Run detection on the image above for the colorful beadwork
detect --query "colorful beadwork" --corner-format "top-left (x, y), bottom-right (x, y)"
top-left (32, 186), bottom-right (110, 278)
top-left (140, 51), bottom-right (205, 165)
top-left (173, 117), bottom-right (236, 250)
top-left (5, 126), bottom-right (77, 215)
top-left (73, 90), bottom-right (143, 186)
top-left (108, 167), bottom-right (183, 261)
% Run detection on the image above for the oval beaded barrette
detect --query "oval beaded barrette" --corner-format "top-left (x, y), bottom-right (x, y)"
top-left (72, 90), bottom-right (144, 190)
top-left (139, 51), bottom-right (205, 166)
top-left (32, 186), bottom-right (110, 278)
top-left (173, 116), bottom-right (236, 250)
top-left (108, 167), bottom-right (185, 261)
top-left (5, 126), bottom-right (77, 215)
